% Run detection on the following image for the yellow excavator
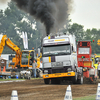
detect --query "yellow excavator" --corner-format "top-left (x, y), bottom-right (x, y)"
top-left (0, 35), bottom-right (36, 69)
top-left (0, 35), bottom-right (43, 78)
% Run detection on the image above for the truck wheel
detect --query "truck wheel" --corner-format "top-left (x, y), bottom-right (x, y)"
top-left (22, 75), bottom-right (24, 79)
top-left (44, 79), bottom-right (50, 84)
top-left (78, 74), bottom-right (83, 84)
top-left (5, 76), bottom-right (8, 79)
top-left (51, 79), bottom-right (61, 84)
top-left (2, 76), bottom-right (5, 79)
top-left (51, 79), bottom-right (56, 84)
top-left (27, 75), bottom-right (31, 80)
top-left (28, 77), bottom-right (31, 80)
top-left (72, 73), bottom-right (77, 84)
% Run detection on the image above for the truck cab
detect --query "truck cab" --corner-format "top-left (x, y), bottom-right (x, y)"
top-left (42, 33), bottom-right (83, 84)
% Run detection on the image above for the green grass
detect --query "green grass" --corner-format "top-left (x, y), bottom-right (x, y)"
top-left (31, 78), bottom-right (43, 80)
top-left (0, 78), bottom-right (25, 81)
top-left (73, 95), bottom-right (96, 100)
top-left (0, 77), bottom-right (42, 81)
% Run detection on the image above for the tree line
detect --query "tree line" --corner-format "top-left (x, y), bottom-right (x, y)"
top-left (0, 1), bottom-right (100, 54)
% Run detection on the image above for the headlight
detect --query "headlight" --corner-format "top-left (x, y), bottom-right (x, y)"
top-left (44, 70), bottom-right (48, 74)
top-left (51, 62), bottom-right (63, 67)
top-left (44, 70), bottom-right (48, 73)
top-left (63, 61), bottom-right (71, 66)
top-left (67, 68), bottom-right (72, 71)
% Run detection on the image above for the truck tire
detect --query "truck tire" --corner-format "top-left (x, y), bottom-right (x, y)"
top-left (44, 79), bottom-right (50, 84)
top-left (27, 75), bottom-right (31, 80)
top-left (28, 76), bottom-right (31, 80)
top-left (72, 72), bottom-right (78, 84)
top-left (5, 76), bottom-right (8, 79)
top-left (22, 75), bottom-right (24, 79)
top-left (78, 74), bottom-right (83, 84)
top-left (51, 78), bottom-right (61, 84)
top-left (2, 76), bottom-right (5, 79)
top-left (51, 79), bottom-right (56, 84)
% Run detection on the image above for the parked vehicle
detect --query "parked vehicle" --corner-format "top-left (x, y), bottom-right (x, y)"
top-left (77, 40), bottom-right (96, 83)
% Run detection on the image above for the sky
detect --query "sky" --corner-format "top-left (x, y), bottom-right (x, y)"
top-left (0, 0), bottom-right (100, 30)
top-left (69, 0), bottom-right (100, 30)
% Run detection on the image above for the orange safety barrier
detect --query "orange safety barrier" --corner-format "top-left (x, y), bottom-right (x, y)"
top-left (3, 66), bottom-right (6, 72)
top-left (0, 66), bottom-right (1, 72)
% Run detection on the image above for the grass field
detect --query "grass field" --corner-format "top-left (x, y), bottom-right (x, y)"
top-left (0, 78), bottom-right (41, 81)
top-left (0, 78), bottom-right (25, 81)
top-left (73, 95), bottom-right (96, 100)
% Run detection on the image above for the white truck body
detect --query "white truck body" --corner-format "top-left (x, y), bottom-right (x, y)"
top-left (42, 34), bottom-right (77, 71)
top-left (42, 33), bottom-right (83, 84)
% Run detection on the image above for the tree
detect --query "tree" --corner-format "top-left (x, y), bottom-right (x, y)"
top-left (68, 23), bottom-right (85, 40)
top-left (0, 1), bottom-right (40, 54)
top-left (86, 28), bottom-right (100, 54)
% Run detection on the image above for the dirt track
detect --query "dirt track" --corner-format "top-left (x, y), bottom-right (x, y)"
top-left (0, 79), bottom-right (99, 100)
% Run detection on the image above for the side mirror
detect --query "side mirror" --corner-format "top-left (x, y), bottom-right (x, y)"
top-left (72, 46), bottom-right (73, 51)
top-left (72, 46), bottom-right (76, 52)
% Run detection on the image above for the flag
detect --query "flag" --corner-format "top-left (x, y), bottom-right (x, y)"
top-left (22, 32), bottom-right (26, 49)
top-left (25, 32), bottom-right (28, 49)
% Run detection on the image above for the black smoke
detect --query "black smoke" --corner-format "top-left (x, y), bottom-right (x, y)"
top-left (12, 0), bottom-right (73, 36)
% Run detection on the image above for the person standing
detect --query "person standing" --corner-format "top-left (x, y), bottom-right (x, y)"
top-left (98, 62), bottom-right (100, 79)
top-left (40, 61), bottom-right (43, 70)
top-left (32, 60), bottom-right (37, 78)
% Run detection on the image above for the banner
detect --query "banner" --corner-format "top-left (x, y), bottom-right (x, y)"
top-left (25, 32), bottom-right (28, 49)
top-left (22, 32), bottom-right (26, 49)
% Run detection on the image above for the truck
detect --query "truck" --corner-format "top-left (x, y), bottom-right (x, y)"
top-left (77, 40), bottom-right (96, 83)
top-left (42, 33), bottom-right (83, 84)
top-left (0, 35), bottom-right (41, 78)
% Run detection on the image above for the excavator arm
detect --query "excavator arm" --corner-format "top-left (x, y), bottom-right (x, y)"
top-left (0, 35), bottom-right (7, 56)
top-left (0, 35), bottom-right (21, 67)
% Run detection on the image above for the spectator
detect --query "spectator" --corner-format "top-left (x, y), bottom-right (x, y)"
top-left (32, 60), bottom-right (37, 78)
top-left (40, 61), bottom-right (43, 70)
top-left (98, 62), bottom-right (100, 79)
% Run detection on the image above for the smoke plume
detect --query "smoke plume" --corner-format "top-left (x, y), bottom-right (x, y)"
top-left (12, 0), bottom-right (73, 36)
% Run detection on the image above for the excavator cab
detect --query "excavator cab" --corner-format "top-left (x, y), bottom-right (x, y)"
top-left (20, 50), bottom-right (36, 68)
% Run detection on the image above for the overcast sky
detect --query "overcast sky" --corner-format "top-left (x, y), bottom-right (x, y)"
top-left (70, 0), bottom-right (100, 30)
top-left (0, 0), bottom-right (100, 30)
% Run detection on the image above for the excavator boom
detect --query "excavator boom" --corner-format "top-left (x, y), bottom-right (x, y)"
top-left (0, 35), bottom-right (21, 67)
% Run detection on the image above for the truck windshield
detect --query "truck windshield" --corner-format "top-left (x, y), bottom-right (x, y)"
top-left (78, 48), bottom-right (90, 54)
top-left (21, 52), bottom-right (29, 65)
top-left (43, 45), bottom-right (71, 56)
